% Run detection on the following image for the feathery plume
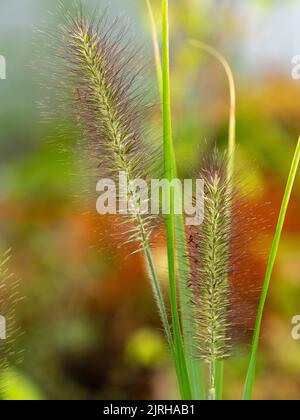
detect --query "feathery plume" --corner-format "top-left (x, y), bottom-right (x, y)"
top-left (60, 6), bottom-right (159, 250)
top-left (53, 5), bottom-right (173, 352)
top-left (188, 153), bottom-right (232, 400)
top-left (189, 157), bottom-right (231, 352)
top-left (188, 152), bottom-right (265, 399)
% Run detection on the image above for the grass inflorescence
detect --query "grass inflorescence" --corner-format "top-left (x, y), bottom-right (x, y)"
top-left (188, 157), bottom-right (232, 399)
top-left (63, 11), bottom-right (158, 249)
top-left (57, 2), bottom-right (178, 383)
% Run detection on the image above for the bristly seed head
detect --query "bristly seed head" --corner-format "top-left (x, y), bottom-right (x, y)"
top-left (188, 154), bottom-right (232, 364)
top-left (60, 6), bottom-right (159, 249)
top-left (188, 152), bottom-right (265, 364)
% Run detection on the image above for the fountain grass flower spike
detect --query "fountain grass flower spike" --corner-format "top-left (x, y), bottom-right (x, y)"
top-left (57, 3), bottom-right (191, 397)
top-left (188, 157), bottom-right (232, 400)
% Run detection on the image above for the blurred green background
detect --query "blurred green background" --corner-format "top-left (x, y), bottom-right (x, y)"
top-left (0, 0), bottom-right (300, 400)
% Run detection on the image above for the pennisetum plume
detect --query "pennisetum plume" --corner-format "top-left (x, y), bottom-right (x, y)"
top-left (55, 4), bottom-right (176, 369)
top-left (63, 14), bottom-right (156, 247)
top-left (187, 151), bottom-right (268, 400)
top-left (188, 154), bottom-right (232, 400)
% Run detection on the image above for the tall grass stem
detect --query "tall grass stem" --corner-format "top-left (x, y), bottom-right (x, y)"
top-left (146, 1), bottom-right (206, 400)
top-left (243, 137), bottom-right (300, 400)
top-left (161, 0), bottom-right (192, 399)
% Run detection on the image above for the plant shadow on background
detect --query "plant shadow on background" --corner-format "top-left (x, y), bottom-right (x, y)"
top-left (0, 0), bottom-right (300, 400)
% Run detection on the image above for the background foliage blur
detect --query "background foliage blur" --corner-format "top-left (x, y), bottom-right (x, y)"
top-left (0, 0), bottom-right (300, 400)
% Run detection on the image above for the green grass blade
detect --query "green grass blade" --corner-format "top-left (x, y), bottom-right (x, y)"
top-left (243, 137), bottom-right (300, 400)
top-left (161, 0), bottom-right (192, 400)
top-left (146, 2), bottom-right (206, 399)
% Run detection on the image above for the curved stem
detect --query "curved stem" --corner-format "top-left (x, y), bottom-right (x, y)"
top-left (188, 39), bottom-right (236, 180)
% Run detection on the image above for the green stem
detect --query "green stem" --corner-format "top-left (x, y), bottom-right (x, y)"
top-left (188, 39), bottom-right (236, 179)
top-left (208, 361), bottom-right (216, 401)
top-left (142, 236), bottom-right (190, 387)
top-left (162, 0), bottom-right (192, 400)
top-left (137, 213), bottom-right (173, 351)
top-left (146, 1), bottom-right (205, 400)
top-left (214, 360), bottom-right (224, 400)
top-left (243, 138), bottom-right (300, 400)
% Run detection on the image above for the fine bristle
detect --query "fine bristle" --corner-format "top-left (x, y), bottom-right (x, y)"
top-left (188, 152), bottom-right (266, 364)
top-left (59, 5), bottom-right (160, 249)
top-left (188, 156), bottom-right (232, 364)
top-left (42, 4), bottom-right (172, 348)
